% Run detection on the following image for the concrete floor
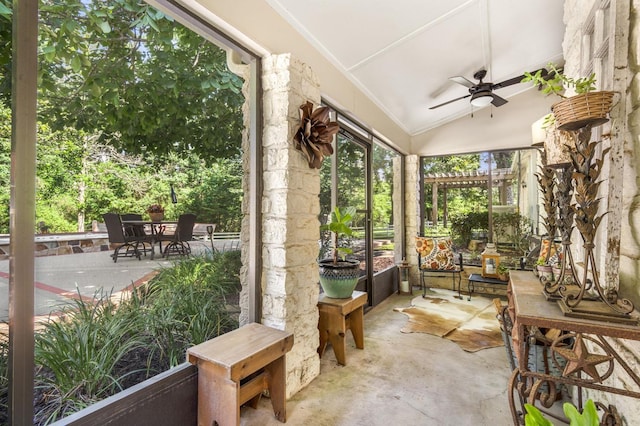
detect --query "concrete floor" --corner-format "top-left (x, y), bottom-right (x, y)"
top-left (241, 291), bottom-right (514, 426)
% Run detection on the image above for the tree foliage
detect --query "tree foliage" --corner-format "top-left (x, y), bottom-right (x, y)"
top-left (423, 154), bottom-right (486, 223)
top-left (0, 0), bottom-right (244, 163)
top-left (0, 1), bottom-right (245, 233)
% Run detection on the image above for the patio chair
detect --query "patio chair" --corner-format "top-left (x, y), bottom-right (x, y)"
top-left (103, 213), bottom-right (142, 262)
top-left (415, 235), bottom-right (463, 298)
top-left (121, 213), bottom-right (154, 256)
top-left (161, 213), bottom-right (196, 257)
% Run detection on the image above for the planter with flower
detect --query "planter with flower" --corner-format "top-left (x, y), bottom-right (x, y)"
top-left (318, 206), bottom-right (360, 298)
top-left (522, 63), bottom-right (615, 131)
top-left (497, 263), bottom-right (510, 282)
top-left (147, 204), bottom-right (165, 222)
top-left (536, 258), bottom-right (554, 283)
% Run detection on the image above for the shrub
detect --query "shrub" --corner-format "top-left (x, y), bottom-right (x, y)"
top-left (34, 291), bottom-right (148, 423)
top-left (134, 252), bottom-right (240, 371)
top-left (30, 251), bottom-right (241, 423)
top-left (450, 210), bottom-right (488, 248)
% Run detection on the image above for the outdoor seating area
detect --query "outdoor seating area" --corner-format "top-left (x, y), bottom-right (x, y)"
top-left (103, 212), bottom-right (199, 262)
top-left (5, 1), bottom-right (640, 425)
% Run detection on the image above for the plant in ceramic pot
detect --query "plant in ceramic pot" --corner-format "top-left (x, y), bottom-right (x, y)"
top-left (536, 258), bottom-right (554, 283)
top-left (497, 263), bottom-right (509, 282)
top-left (147, 203), bottom-right (164, 221)
top-left (318, 206), bottom-right (360, 298)
top-left (522, 63), bottom-right (614, 131)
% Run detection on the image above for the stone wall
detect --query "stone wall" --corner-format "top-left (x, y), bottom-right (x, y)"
top-left (404, 155), bottom-right (420, 285)
top-left (0, 233), bottom-right (110, 259)
top-left (563, 1), bottom-right (640, 421)
top-left (259, 54), bottom-right (321, 396)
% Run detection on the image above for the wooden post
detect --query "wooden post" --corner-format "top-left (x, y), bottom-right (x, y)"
top-left (431, 182), bottom-right (438, 227)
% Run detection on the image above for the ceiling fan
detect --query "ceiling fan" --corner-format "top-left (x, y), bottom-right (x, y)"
top-left (429, 68), bottom-right (546, 110)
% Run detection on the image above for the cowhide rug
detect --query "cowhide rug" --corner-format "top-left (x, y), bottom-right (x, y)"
top-left (394, 289), bottom-right (504, 352)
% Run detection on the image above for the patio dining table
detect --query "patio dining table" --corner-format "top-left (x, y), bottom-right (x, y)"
top-left (121, 219), bottom-right (177, 260)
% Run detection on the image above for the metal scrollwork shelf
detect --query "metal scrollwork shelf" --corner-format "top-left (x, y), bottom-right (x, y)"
top-left (507, 271), bottom-right (640, 425)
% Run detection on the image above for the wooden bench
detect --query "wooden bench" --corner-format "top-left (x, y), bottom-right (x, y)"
top-left (317, 291), bottom-right (367, 366)
top-left (187, 323), bottom-right (294, 426)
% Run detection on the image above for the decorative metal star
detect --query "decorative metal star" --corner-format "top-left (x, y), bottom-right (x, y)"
top-left (553, 334), bottom-right (612, 382)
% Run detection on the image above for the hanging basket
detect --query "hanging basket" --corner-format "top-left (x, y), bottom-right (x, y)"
top-left (551, 91), bottom-right (615, 131)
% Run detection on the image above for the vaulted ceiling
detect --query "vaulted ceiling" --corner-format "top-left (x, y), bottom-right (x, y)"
top-left (266, 0), bottom-right (565, 137)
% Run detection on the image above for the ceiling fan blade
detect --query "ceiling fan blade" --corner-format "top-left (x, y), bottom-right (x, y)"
top-left (492, 68), bottom-right (549, 90)
top-left (490, 93), bottom-right (508, 107)
top-left (450, 76), bottom-right (475, 88)
top-left (429, 94), bottom-right (471, 110)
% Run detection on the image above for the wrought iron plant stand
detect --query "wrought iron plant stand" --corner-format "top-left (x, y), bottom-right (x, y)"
top-left (508, 100), bottom-right (639, 425)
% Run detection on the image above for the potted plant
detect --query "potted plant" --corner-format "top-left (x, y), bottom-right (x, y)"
top-left (318, 206), bottom-right (360, 298)
top-left (536, 258), bottom-right (554, 283)
top-left (497, 264), bottom-right (509, 282)
top-left (524, 399), bottom-right (599, 426)
top-left (147, 204), bottom-right (165, 222)
top-left (522, 63), bottom-right (615, 131)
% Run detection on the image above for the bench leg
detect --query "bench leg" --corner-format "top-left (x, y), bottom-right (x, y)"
top-left (197, 362), bottom-right (239, 426)
top-left (347, 306), bottom-right (364, 350)
top-left (318, 307), bottom-right (347, 365)
top-left (265, 356), bottom-right (287, 422)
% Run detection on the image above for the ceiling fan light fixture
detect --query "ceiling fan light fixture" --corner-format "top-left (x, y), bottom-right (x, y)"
top-left (470, 92), bottom-right (493, 107)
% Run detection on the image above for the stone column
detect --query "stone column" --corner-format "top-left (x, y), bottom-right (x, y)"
top-left (405, 155), bottom-right (419, 285)
top-left (260, 54), bottom-right (321, 396)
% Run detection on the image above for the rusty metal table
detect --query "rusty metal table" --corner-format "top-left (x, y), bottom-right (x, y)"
top-left (507, 271), bottom-right (640, 425)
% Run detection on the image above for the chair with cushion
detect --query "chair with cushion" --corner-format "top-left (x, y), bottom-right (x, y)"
top-left (162, 213), bottom-right (196, 257)
top-left (103, 213), bottom-right (142, 262)
top-left (415, 236), bottom-right (464, 298)
top-left (120, 213), bottom-right (154, 256)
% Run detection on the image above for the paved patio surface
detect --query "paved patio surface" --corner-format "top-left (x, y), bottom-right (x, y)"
top-left (0, 240), bottom-right (236, 321)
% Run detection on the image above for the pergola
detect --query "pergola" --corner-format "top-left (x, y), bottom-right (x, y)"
top-left (425, 168), bottom-right (516, 228)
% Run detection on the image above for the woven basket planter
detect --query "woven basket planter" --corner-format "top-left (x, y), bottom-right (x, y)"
top-left (149, 212), bottom-right (164, 222)
top-left (551, 91), bottom-right (615, 131)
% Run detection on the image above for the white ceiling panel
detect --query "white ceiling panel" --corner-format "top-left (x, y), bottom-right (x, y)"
top-left (268, 0), bottom-right (565, 136)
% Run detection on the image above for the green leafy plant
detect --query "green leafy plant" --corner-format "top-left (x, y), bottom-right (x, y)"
top-left (27, 252), bottom-right (241, 422)
top-left (522, 62), bottom-right (597, 98)
top-left (320, 206), bottom-right (356, 264)
top-left (34, 290), bottom-right (148, 423)
top-left (450, 210), bottom-right (488, 249)
top-left (140, 252), bottom-right (240, 369)
top-left (524, 399), bottom-right (599, 426)
top-left (536, 257), bottom-right (550, 266)
top-left (493, 211), bottom-right (533, 256)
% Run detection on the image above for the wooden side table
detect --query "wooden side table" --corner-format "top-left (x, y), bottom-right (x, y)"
top-left (187, 323), bottom-right (294, 426)
top-left (317, 290), bottom-right (367, 366)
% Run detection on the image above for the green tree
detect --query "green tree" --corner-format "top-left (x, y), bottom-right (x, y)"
top-left (423, 154), bottom-right (485, 224)
top-left (181, 159), bottom-right (243, 232)
top-left (0, 0), bottom-right (244, 163)
top-left (0, 0), bottom-right (246, 233)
